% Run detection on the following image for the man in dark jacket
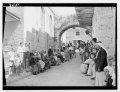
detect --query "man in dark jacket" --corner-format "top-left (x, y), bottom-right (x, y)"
top-left (48, 47), bottom-right (53, 57)
top-left (92, 40), bottom-right (107, 86)
top-left (95, 47), bottom-right (107, 72)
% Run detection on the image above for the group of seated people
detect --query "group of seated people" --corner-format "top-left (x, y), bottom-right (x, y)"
top-left (80, 42), bottom-right (116, 87)
top-left (17, 46), bottom-right (75, 75)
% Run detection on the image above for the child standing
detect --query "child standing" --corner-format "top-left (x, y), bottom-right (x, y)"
top-left (8, 48), bottom-right (15, 76)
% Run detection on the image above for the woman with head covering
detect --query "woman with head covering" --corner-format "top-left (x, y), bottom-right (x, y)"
top-left (104, 66), bottom-right (115, 86)
top-left (37, 53), bottom-right (45, 72)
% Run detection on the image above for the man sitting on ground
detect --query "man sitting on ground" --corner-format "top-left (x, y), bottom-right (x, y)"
top-left (84, 53), bottom-right (95, 77)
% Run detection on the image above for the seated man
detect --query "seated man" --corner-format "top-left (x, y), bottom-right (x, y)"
top-left (61, 50), bottom-right (65, 61)
top-left (57, 51), bottom-right (64, 63)
top-left (87, 48), bottom-right (98, 79)
top-left (41, 51), bottom-right (51, 70)
top-left (53, 54), bottom-right (58, 64)
top-left (80, 53), bottom-right (95, 77)
top-left (85, 53), bottom-right (95, 76)
top-left (38, 59), bottom-right (45, 72)
top-left (29, 53), bottom-right (39, 75)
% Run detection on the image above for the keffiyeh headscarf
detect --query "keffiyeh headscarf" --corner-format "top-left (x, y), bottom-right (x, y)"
top-left (104, 66), bottom-right (115, 86)
top-left (97, 43), bottom-right (108, 54)
top-left (104, 66), bottom-right (114, 76)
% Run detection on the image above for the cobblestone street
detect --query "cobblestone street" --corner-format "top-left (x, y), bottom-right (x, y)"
top-left (7, 54), bottom-right (95, 86)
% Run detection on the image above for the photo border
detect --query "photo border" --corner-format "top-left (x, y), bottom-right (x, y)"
top-left (2, 3), bottom-right (117, 90)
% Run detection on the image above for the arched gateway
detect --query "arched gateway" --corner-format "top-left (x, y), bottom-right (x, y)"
top-left (58, 24), bottom-right (87, 48)
top-left (55, 6), bottom-right (94, 48)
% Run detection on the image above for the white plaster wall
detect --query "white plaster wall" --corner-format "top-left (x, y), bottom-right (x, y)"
top-left (24, 7), bottom-right (55, 51)
top-left (24, 7), bottom-right (41, 37)
top-left (44, 7), bottom-right (55, 37)
top-left (4, 7), bottom-right (24, 51)
top-left (62, 27), bottom-right (91, 43)
top-left (24, 7), bottom-right (41, 51)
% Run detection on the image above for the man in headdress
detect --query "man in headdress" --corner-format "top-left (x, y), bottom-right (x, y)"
top-left (92, 38), bottom-right (108, 86)
top-left (48, 47), bottom-right (53, 57)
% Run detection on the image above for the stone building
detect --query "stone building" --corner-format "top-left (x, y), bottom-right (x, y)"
top-left (3, 7), bottom-right (55, 52)
top-left (24, 7), bottom-right (55, 51)
top-left (4, 7), bottom-right (24, 52)
top-left (92, 7), bottom-right (116, 56)
top-left (75, 7), bottom-right (116, 57)
top-left (61, 27), bottom-right (91, 43)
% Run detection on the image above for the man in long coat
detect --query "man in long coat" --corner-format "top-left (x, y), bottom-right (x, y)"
top-left (92, 38), bottom-right (108, 86)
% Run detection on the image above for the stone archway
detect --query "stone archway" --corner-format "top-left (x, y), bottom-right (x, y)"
top-left (54, 12), bottom-right (93, 49)
top-left (57, 23), bottom-right (92, 48)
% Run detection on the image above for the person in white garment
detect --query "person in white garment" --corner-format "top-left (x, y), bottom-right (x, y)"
top-left (104, 66), bottom-right (115, 86)
top-left (8, 48), bottom-right (15, 76)
top-left (75, 48), bottom-right (80, 57)
top-left (17, 42), bottom-right (24, 70)
top-left (38, 54), bottom-right (45, 71)
top-left (84, 53), bottom-right (95, 76)
top-left (85, 48), bottom-right (98, 80)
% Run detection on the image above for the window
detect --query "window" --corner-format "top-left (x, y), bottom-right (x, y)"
top-left (76, 32), bottom-right (80, 36)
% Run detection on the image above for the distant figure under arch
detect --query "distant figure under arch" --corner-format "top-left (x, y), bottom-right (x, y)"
top-left (58, 24), bottom-right (88, 48)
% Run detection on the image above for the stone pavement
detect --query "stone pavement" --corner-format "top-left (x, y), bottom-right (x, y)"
top-left (7, 54), bottom-right (95, 86)
top-left (6, 70), bottom-right (32, 85)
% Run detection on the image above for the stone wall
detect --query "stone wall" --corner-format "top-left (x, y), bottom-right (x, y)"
top-left (61, 27), bottom-right (91, 43)
top-left (24, 7), bottom-right (55, 52)
top-left (3, 7), bottom-right (24, 52)
top-left (92, 7), bottom-right (116, 56)
top-left (4, 7), bottom-right (55, 52)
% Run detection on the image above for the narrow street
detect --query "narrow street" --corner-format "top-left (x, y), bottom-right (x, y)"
top-left (3, 5), bottom-right (116, 89)
top-left (7, 54), bottom-right (95, 86)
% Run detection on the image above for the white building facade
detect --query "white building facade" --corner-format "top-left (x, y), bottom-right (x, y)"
top-left (61, 27), bottom-right (91, 44)
top-left (24, 7), bottom-right (55, 51)
top-left (4, 7), bottom-right (55, 52)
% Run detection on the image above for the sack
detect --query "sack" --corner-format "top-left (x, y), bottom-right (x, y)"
top-left (80, 63), bottom-right (88, 74)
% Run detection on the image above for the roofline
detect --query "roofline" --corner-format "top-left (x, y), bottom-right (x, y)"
top-left (6, 9), bottom-right (21, 21)
top-left (48, 7), bottom-right (55, 15)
